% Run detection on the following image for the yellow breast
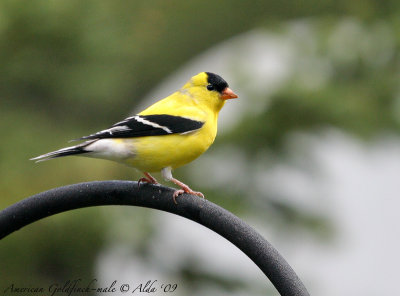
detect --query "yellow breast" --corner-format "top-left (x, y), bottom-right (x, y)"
top-left (120, 78), bottom-right (224, 173)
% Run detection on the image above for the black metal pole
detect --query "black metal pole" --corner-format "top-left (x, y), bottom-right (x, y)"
top-left (0, 181), bottom-right (309, 296)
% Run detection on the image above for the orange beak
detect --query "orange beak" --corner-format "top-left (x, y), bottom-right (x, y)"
top-left (221, 87), bottom-right (238, 100)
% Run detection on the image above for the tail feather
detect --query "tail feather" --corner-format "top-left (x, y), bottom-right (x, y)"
top-left (30, 143), bottom-right (91, 162)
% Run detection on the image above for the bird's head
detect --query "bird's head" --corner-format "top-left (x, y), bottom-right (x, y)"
top-left (182, 72), bottom-right (238, 112)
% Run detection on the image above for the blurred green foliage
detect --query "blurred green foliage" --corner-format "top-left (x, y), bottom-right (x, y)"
top-left (1, 0), bottom-right (400, 295)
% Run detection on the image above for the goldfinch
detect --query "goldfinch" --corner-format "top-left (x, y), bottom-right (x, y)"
top-left (32, 72), bottom-right (238, 203)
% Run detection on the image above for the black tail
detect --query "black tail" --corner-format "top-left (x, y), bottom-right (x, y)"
top-left (31, 143), bottom-right (91, 162)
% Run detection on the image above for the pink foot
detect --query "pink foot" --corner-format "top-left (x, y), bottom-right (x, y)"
top-left (138, 172), bottom-right (158, 187)
top-left (172, 186), bottom-right (205, 204)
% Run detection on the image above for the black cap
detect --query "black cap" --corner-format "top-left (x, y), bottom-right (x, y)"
top-left (206, 72), bottom-right (228, 93)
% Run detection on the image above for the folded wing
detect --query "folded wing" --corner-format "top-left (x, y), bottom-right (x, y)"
top-left (78, 115), bottom-right (205, 140)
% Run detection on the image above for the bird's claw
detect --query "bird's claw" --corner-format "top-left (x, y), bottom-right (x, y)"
top-left (172, 188), bottom-right (205, 204)
top-left (138, 178), bottom-right (152, 187)
top-left (138, 172), bottom-right (158, 188)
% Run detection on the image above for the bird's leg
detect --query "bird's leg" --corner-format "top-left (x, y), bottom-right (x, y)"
top-left (138, 172), bottom-right (158, 187)
top-left (169, 178), bottom-right (205, 204)
top-left (161, 167), bottom-right (204, 204)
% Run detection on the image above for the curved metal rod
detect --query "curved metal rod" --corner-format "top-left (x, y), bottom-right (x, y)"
top-left (0, 181), bottom-right (309, 296)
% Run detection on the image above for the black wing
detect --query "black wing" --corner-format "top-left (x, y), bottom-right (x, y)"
top-left (78, 115), bottom-right (205, 140)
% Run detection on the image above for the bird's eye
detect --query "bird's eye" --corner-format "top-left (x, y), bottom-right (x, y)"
top-left (207, 84), bottom-right (215, 91)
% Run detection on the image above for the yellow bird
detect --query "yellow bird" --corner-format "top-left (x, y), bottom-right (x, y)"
top-left (32, 72), bottom-right (238, 203)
